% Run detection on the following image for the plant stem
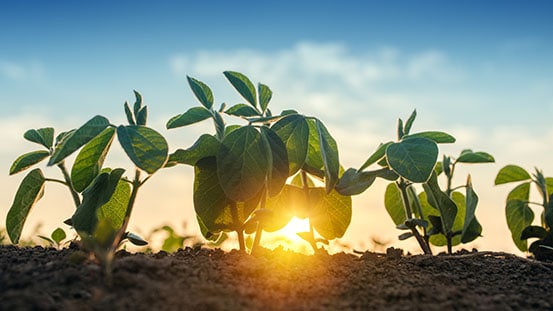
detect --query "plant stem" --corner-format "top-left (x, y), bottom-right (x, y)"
top-left (397, 179), bottom-right (432, 255)
top-left (300, 170), bottom-right (318, 252)
top-left (230, 201), bottom-right (246, 251)
top-left (57, 162), bottom-right (81, 207)
top-left (251, 185), bottom-right (268, 254)
top-left (446, 235), bottom-right (453, 254)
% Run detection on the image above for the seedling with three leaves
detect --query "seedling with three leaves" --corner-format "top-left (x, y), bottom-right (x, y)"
top-left (167, 71), bottom-right (351, 253)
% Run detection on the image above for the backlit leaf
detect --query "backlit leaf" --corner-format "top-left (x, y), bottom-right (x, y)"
top-left (48, 116), bottom-right (110, 165)
top-left (495, 165), bottom-right (531, 185)
top-left (9, 150), bottom-right (50, 175)
top-left (223, 71), bottom-right (257, 108)
top-left (24, 128), bottom-right (54, 149)
top-left (402, 131), bottom-right (455, 144)
top-left (384, 183), bottom-right (407, 226)
top-left (456, 150), bottom-right (495, 163)
top-left (261, 127), bottom-right (289, 197)
top-left (358, 142), bottom-right (393, 171)
top-left (6, 169), bottom-right (45, 243)
top-left (51, 227), bottom-right (66, 244)
top-left (309, 188), bottom-right (352, 240)
top-left (335, 168), bottom-right (377, 196)
top-left (225, 104), bottom-right (260, 117)
top-left (506, 200), bottom-right (534, 251)
top-left (71, 127), bottom-right (116, 192)
top-left (258, 83), bottom-right (272, 113)
top-left (461, 175), bottom-right (482, 243)
top-left (261, 185), bottom-right (303, 232)
top-left (217, 126), bottom-right (269, 202)
top-left (166, 134), bottom-right (219, 167)
top-left (423, 173), bottom-right (457, 234)
top-left (403, 110), bottom-right (417, 136)
top-left (117, 126), bottom-right (168, 174)
top-left (316, 119), bottom-right (340, 193)
top-left (166, 107), bottom-right (212, 129)
top-left (187, 76), bottom-right (214, 109)
top-left (386, 137), bottom-right (438, 183)
top-left (272, 114), bottom-right (309, 175)
top-left (96, 177), bottom-right (131, 229)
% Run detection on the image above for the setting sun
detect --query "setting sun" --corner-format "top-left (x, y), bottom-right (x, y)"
top-left (264, 217), bottom-right (312, 254)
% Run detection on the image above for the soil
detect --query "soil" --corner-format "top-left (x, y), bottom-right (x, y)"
top-left (1, 245), bottom-right (553, 311)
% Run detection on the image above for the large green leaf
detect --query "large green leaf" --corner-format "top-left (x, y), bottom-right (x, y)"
top-left (194, 157), bottom-right (260, 233)
top-left (187, 76), bottom-right (214, 109)
top-left (261, 185), bottom-right (304, 232)
top-left (71, 169), bottom-right (125, 234)
top-left (461, 176), bottom-right (482, 243)
top-left (166, 134), bottom-right (220, 167)
top-left (384, 183), bottom-right (407, 226)
top-left (504, 182), bottom-right (532, 251)
top-left (258, 83), bottom-right (272, 113)
top-left (386, 137), bottom-right (438, 183)
top-left (48, 116), bottom-right (110, 165)
top-left (9, 150), bottom-right (50, 175)
top-left (24, 128), bottom-right (54, 149)
top-left (316, 119), bottom-right (340, 193)
top-left (71, 127), bottom-right (116, 192)
top-left (6, 169), bottom-right (45, 243)
top-left (335, 168), bottom-right (377, 196)
top-left (117, 126), bottom-right (168, 174)
top-left (225, 104), bottom-right (260, 117)
top-left (223, 71), bottom-right (257, 108)
top-left (166, 107), bottom-right (212, 129)
top-left (96, 178), bottom-right (131, 229)
top-left (456, 149), bottom-right (495, 163)
top-left (272, 114), bottom-right (309, 175)
top-left (423, 173), bottom-right (457, 234)
top-left (402, 131), bottom-right (456, 144)
top-left (217, 126), bottom-right (269, 202)
top-left (261, 127), bottom-right (289, 197)
top-left (309, 188), bottom-right (352, 240)
top-left (495, 165), bottom-right (531, 185)
top-left (358, 142), bottom-right (393, 171)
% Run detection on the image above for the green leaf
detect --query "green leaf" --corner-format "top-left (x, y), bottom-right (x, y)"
top-left (272, 114), bottom-right (309, 175)
top-left (521, 225), bottom-right (548, 240)
top-left (316, 119), bottom-right (340, 193)
top-left (125, 232), bottom-right (148, 246)
top-left (261, 127), bottom-right (289, 197)
top-left (24, 128), bottom-right (54, 149)
top-left (421, 191), bottom-right (464, 246)
top-left (96, 177), bottom-right (131, 229)
top-left (456, 150), bottom-right (495, 163)
top-left (117, 126), bottom-right (168, 174)
top-left (506, 200), bottom-right (534, 251)
top-left (403, 110), bottom-right (417, 136)
top-left (166, 134), bottom-right (220, 167)
top-left (166, 107), bottom-right (212, 129)
top-left (187, 76), bottom-right (214, 109)
top-left (423, 173), bottom-right (457, 234)
top-left (51, 227), bottom-right (66, 244)
top-left (261, 185), bottom-right (303, 232)
top-left (397, 118), bottom-right (404, 140)
top-left (48, 116), bottom-right (110, 165)
top-left (193, 157), bottom-right (260, 233)
top-left (386, 137), bottom-right (438, 183)
top-left (9, 150), bottom-right (50, 175)
top-left (214, 111), bottom-right (226, 140)
top-left (495, 165), bottom-right (531, 185)
top-left (507, 181), bottom-right (531, 202)
top-left (71, 127), bottom-right (116, 192)
top-left (258, 83), bottom-right (272, 113)
top-left (402, 131), bottom-right (456, 144)
top-left (136, 106), bottom-right (148, 126)
top-left (384, 183), bottom-right (407, 226)
top-left (461, 175), bottom-right (482, 243)
top-left (217, 126), bottom-right (269, 202)
top-left (309, 188), bottom-right (352, 240)
top-left (124, 102), bottom-right (135, 125)
top-left (358, 142), bottom-right (393, 171)
top-left (71, 169), bottom-right (125, 234)
top-left (6, 169), bottom-right (45, 243)
top-left (223, 71), bottom-right (257, 108)
top-left (335, 168), bottom-right (377, 196)
top-left (133, 90), bottom-right (143, 117)
top-left (225, 104), bottom-right (260, 117)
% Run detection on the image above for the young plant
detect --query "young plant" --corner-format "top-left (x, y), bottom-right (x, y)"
top-left (167, 71), bottom-right (351, 253)
top-left (495, 165), bottom-right (553, 260)
top-left (6, 91), bottom-right (167, 277)
top-left (337, 110), bottom-right (492, 254)
top-left (38, 227), bottom-right (70, 250)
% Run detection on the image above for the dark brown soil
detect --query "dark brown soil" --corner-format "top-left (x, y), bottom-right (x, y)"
top-left (1, 245), bottom-right (553, 311)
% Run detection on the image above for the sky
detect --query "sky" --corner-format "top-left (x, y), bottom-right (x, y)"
top-left (1, 1), bottom-right (553, 254)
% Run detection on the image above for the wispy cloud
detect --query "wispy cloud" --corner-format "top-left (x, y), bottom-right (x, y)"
top-left (0, 60), bottom-right (44, 81)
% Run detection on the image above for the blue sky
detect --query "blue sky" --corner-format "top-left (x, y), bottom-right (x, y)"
top-left (1, 1), bottom-right (553, 253)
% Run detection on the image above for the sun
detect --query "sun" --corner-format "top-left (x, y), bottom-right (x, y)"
top-left (264, 217), bottom-right (312, 254)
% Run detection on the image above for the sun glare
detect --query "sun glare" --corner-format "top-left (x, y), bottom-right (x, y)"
top-left (265, 217), bottom-right (312, 254)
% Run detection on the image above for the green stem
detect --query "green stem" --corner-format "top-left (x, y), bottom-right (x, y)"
top-left (251, 185), bottom-right (268, 254)
top-left (446, 235), bottom-right (453, 254)
top-left (230, 201), bottom-right (246, 251)
top-left (300, 170), bottom-right (318, 252)
top-left (57, 162), bottom-right (81, 208)
top-left (397, 179), bottom-right (432, 255)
